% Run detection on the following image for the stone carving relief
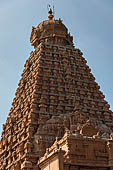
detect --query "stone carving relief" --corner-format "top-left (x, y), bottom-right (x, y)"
top-left (32, 102), bottom-right (112, 158)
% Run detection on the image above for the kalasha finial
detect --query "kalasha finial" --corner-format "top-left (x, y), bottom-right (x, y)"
top-left (47, 5), bottom-right (54, 20)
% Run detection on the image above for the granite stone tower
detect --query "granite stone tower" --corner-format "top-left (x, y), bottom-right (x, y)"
top-left (0, 8), bottom-right (113, 170)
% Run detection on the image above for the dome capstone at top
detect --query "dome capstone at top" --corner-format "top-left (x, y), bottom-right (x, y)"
top-left (30, 18), bottom-right (73, 48)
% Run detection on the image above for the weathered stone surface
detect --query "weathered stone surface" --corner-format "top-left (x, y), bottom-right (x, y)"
top-left (0, 12), bottom-right (113, 170)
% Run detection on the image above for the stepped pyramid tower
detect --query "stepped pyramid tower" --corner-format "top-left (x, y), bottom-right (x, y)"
top-left (0, 8), bottom-right (113, 170)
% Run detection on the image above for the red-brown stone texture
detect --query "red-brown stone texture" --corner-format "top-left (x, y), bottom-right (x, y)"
top-left (0, 16), bottom-right (113, 170)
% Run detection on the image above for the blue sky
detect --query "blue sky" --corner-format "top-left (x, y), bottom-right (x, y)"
top-left (0, 0), bottom-right (113, 135)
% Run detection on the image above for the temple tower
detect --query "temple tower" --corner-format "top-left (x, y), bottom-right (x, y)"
top-left (0, 9), bottom-right (113, 170)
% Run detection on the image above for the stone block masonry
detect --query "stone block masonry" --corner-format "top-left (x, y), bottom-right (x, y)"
top-left (0, 17), bottom-right (113, 170)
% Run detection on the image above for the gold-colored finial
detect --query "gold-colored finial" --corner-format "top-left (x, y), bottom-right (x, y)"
top-left (48, 5), bottom-right (54, 20)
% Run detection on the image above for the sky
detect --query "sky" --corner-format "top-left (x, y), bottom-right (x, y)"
top-left (0, 0), bottom-right (113, 136)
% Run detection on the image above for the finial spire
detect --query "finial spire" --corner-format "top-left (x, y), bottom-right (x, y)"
top-left (48, 5), bottom-right (54, 20)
